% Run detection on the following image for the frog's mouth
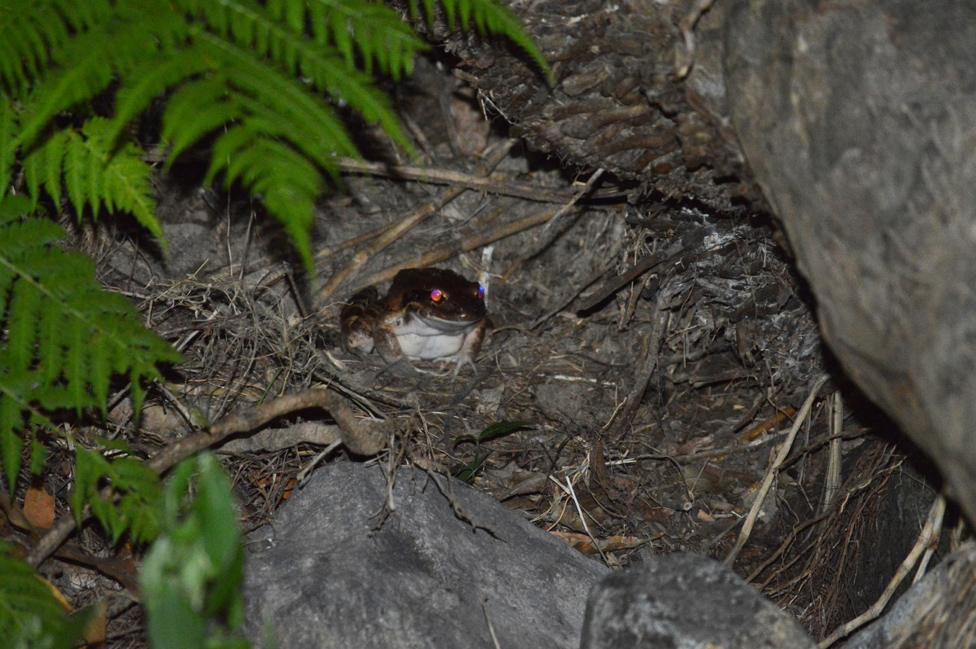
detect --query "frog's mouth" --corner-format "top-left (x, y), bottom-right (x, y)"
top-left (414, 313), bottom-right (480, 333)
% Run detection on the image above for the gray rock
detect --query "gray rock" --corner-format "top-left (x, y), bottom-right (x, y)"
top-left (580, 553), bottom-right (816, 649)
top-left (244, 461), bottom-right (608, 649)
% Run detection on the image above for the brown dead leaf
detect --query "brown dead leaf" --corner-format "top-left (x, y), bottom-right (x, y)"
top-left (23, 486), bottom-right (55, 529)
top-left (549, 530), bottom-right (649, 555)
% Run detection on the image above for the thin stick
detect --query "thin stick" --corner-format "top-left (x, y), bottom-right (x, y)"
top-left (818, 495), bottom-right (946, 648)
top-left (821, 392), bottom-right (843, 513)
top-left (349, 169), bottom-right (605, 293)
top-left (349, 205), bottom-right (557, 291)
top-left (336, 157), bottom-right (576, 204)
top-left (552, 475), bottom-right (610, 566)
top-left (724, 374), bottom-right (829, 567)
top-left (317, 140), bottom-right (515, 301)
top-left (608, 295), bottom-right (669, 440)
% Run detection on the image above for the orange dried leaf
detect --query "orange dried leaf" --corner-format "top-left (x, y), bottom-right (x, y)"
top-left (23, 486), bottom-right (55, 529)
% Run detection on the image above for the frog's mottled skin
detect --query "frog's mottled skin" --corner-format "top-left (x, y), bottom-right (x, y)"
top-left (340, 268), bottom-right (488, 371)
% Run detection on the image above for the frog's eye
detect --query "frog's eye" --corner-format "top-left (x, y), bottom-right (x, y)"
top-left (476, 285), bottom-right (485, 300)
top-left (430, 288), bottom-right (445, 304)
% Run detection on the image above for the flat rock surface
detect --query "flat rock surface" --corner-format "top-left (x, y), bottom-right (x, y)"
top-left (244, 461), bottom-right (608, 648)
top-left (581, 553), bottom-right (816, 649)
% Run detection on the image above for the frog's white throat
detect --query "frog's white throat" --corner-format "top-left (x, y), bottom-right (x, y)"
top-left (393, 314), bottom-right (480, 360)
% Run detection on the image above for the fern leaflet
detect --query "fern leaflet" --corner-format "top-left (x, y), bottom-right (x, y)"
top-left (24, 118), bottom-right (163, 242)
top-left (0, 542), bottom-right (89, 649)
top-left (0, 196), bottom-right (182, 492)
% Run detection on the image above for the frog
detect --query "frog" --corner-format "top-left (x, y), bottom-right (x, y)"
top-left (340, 267), bottom-right (489, 372)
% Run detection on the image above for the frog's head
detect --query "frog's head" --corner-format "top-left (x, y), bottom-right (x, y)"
top-left (387, 267), bottom-right (486, 331)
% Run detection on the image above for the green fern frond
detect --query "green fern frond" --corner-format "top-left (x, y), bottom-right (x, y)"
top-left (413, 0), bottom-right (553, 84)
top-left (14, 1), bottom-right (186, 147)
top-left (23, 119), bottom-right (163, 241)
top-left (72, 449), bottom-right (161, 543)
top-left (161, 78), bottom-right (243, 165)
top-left (0, 98), bottom-right (16, 195)
top-left (5, 0), bottom-right (550, 269)
top-left (0, 196), bottom-right (181, 491)
top-left (0, 542), bottom-right (89, 649)
top-left (16, 38), bottom-right (115, 148)
top-left (108, 49), bottom-right (212, 147)
top-left (191, 1), bottom-right (414, 153)
top-left (0, 1), bottom-right (75, 94)
top-left (207, 127), bottom-right (322, 263)
top-left (306, 0), bottom-right (428, 80)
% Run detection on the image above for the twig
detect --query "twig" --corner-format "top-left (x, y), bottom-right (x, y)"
top-left (28, 387), bottom-right (390, 567)
top-left (348, 205), bottom-right (558, 292)
top-left (608, 294), bottom-right (669, 440)
top-left (576, 242), bottom-right (691, 314)
top-left (482, 599), bottom-right (502, 649)
top-left (335, 157), bottom-right (577, 204)
top-left (317, 140), bottom-right (515, 301)
top-left (148, 387), bottom-right (388, 473)
top-left (551, 475), bottom-right (611, 566)
top-left (818, 495), bottom-right (946, 648)
top-left (675, 0), bottom-right (715, 79)
top-left (821, 392), bottom-right (843, 513)
top-left (723, 374), bottom-right (828, 567)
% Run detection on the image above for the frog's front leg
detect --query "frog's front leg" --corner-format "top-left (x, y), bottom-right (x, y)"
top-left (452, 319), bottom-right (490, 375)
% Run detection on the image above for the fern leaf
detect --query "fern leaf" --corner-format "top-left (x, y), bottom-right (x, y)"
top-left (98, 140), bottom-right (163, 242)
top-left (207, 128), bottom-right (321, 266)
top-left (23, 130), bottom-right (67, 210)
top-left (26, 119), bottom-right (163, 239)
top-left (459, 0), bottom-right (553, 84)
top-left (63, 130), bottom-right (93, 218)
top-left (0, 197), bottom-right (181, 493)
top-left (203, 34), bottom-right (359, 164)
top-left (196, 1), bottom-right (413, 153)
top-left (73, 449), bottom-right (161, 544)
top-left (161, 78), bottom-right (243, 165)
top-left (17, 39), bottom-right (114, 147)
top-left (440, 0), bottom-right (458, 29)
top-left (305, 0), bottom-right (427, 80)
top-left (414, 0), bottom-right (554, 85)
top-left (15, 1), bottom-right (175, 145)
top-left (0, 543), bottom-right (88, 649)
top-left (0, 98), bottom-right (15, 195)
top-left (109, 49), bottom-right (211, 146)
top-left (7, 278), bottom-right (42, 374)
top-left (0, 1), bottom-right (62, 93)
top-left (0, 395), bottom-right (22, 495)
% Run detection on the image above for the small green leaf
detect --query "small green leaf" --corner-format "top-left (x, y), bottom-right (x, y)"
top-left (455, 420), bottom-right (535, 447)
top-left (453, 452), bottom-right (490, 483)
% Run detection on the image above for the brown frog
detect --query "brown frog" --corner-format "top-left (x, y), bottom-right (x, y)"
top-left (340, 267), bottom-right (489, 371)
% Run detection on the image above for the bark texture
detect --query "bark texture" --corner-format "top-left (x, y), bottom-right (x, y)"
top-left (437, 0), bottom-right (756, 209)
top-left (439, 1), bottom-right (976, 522)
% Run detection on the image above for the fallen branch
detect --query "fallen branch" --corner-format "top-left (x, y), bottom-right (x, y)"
top-left (27, 387), bottom-right (389, 568)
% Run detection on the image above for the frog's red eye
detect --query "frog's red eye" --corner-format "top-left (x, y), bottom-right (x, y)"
top-left (430, 288), bottom-right (445, 303)
top-left (476, 285), bottom-right (485, 300)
